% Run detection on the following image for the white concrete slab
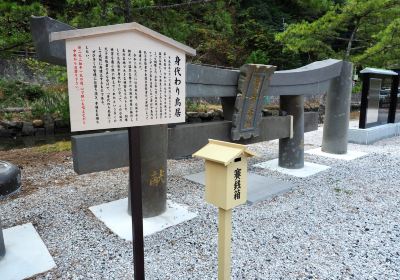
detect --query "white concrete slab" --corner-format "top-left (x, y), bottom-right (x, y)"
top-left (184, 172), bottom-right (294, 205)
top-left (0, 223), bottom-right (56, 280)
top-left (305, 148), bottom-right (367, 161)
top-left (254, 158), bottom-right (330, 178)
top-left (89, 199), bottom-right (196, 241)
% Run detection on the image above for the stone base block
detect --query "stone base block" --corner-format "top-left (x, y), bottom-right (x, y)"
top-left (305, 148), bottom-right (367, 161)
top-left (184, 172), bottom-right (294, 205)
top-left (348, 123), bottom-right (400, 145)
top-left (89, 199), bottom-right (196, 241)
top-left (254, 158), bottom-right (330, 178)
top-left (0, 223), bottom-right (56, 280)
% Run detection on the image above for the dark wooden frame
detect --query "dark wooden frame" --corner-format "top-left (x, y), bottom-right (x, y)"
top-left (359, 72), bottom-right (400, 129)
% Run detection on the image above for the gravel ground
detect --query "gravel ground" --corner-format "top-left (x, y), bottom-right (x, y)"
top-left (1, 126), bottom-right (400, 280)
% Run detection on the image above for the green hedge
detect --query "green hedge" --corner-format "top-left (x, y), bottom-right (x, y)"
top-left (0, 80), bottom-right (69, 122)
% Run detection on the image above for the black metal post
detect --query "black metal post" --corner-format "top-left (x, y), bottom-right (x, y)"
top-left (128, 127), bottom-right (145, 280)
top-left (0, 217), bottom-right (5, 259)
top-left (359, 73), bottom-right (370, 129)
top-left (388, 74), bottom-right (399, 123)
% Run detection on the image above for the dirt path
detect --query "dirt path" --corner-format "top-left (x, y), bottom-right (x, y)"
top-left (0, 148), bottom-right (73, 199)
top-left (0, 148), bottom-right (71, 169)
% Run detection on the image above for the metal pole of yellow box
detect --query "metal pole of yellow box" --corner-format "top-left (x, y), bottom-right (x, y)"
top-left (193, 139), bottom-right (256, 280)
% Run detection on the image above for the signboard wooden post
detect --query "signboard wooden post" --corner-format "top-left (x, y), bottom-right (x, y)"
top-left (193, 140), bottom-right (255, 280)
top-left (50, 22), bottom-right (196, 279)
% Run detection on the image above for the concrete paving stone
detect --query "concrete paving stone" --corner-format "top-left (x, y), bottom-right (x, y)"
top-left (89, 199), bottom-right (197, 240)
top-left (0, 223), bottom-right (56, 280)
top-left (253, 158), bottom-right (330, 178)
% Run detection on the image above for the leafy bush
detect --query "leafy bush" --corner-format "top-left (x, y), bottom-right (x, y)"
top-left (25, 58), bottom-right (68, 84)
top-left (23, 84), bottom-right (45, 101)
top-left (186, 100), bottom-right (209, 112)
top-left (0, 80), bottom-right (45, 108)
top-left (0, 79), bottom-right (70, 122)
top-left (245, 50), bottom-right (269, 65)
top-left (31, 90), bottom-right (69, 122)
top-left (352, 80), bottom-right (361, 94)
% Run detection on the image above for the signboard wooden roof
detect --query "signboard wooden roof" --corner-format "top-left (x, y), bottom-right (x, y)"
top-left (50, 22), bottom-right (196, 56)
top-left (193, 139), bottom-right (256, 166)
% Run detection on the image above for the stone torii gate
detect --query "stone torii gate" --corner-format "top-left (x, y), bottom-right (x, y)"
top-left (30, 16), bottom-right (352, 218)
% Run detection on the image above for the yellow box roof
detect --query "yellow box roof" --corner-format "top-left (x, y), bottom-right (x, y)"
top-left (193, 139), bottom-right (256, 166)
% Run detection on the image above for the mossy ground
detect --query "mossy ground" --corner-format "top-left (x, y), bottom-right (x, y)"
top-left (33, 140), bottom-right (71, 153)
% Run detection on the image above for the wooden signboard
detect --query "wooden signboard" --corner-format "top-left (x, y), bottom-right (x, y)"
top-left (51, 22), bottom-right (196, 280)
top-left (50, 22), bottom-right (195, 132)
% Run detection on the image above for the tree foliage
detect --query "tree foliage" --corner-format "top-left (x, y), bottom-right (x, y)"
top-left (276, 0), bottom-right (400, 67)
top-left (0, 0), bottom-right (398, 69)
top-left (355, 18), bottom-right (400, 68)
top-left (0, 1), bottom-right (46, 55)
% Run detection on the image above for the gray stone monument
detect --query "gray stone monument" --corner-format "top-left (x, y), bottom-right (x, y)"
top-left (279, 95), bottom-right (304, 168)
top-left (322, 61), bottom-right (353, 154)
top-left (30, 16), bottom-right (356, 201)
top-left (267, 59), bottom-right (354, 168)
top-left (128, 125), bottom-right (168, 217)
top-left (30, 16), bottom-right (75, 66)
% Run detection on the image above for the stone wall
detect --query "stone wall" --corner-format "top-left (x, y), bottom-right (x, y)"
top-left (0, 118), bottom-right (69, 138)
top-left (0, 59), bottom-right (51, 84)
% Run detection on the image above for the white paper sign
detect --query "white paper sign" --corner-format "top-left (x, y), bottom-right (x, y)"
top-left (65, 31), bottom-right (186, 131)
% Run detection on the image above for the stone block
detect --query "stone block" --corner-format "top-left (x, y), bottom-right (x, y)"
top-left (71, 116), bottom-right (294, 174)
top-left (21, 122), bottom-right (34, 136)
top-left (348, 123), bottom-right (398, 145)
top-left (32, 119), bottom-right (44, 128)
top-left (0, 127), bottom-right (15, 138)
top-left (0, 121), bottom-right (23, 129)
top-left (34, 127), bottom-right (46, 136)
top-left (45, 125), bottom-right (55, 135)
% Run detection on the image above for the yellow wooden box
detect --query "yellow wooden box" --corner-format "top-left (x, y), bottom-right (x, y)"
top-left (193, 139), bottom-right (256, 210)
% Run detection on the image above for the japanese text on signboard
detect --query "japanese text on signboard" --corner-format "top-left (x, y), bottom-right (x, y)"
top-left (66, 41), bottom-right (185, 132)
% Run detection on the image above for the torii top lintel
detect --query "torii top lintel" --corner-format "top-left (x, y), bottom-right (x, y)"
top-left (49, 22), bottom-right (196, 57)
